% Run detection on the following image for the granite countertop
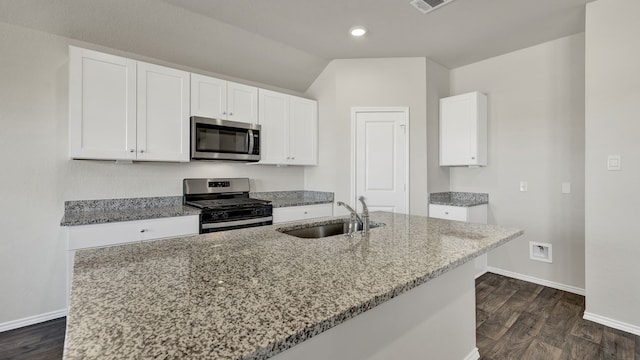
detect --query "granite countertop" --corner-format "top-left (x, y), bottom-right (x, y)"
top-left (64, 212), bottom-right (522, 359)
top-left (60, 196), bottom-right (200, 226)
top-left (250, 191), bottom-right (334, 208)
top-left (429, 191), bottom-right (489, 207)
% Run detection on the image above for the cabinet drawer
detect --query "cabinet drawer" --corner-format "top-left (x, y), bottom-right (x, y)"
top-left (273, 203), bottom-right (333, 224)
top-left (428, 204), bottom-right (468, 222)
top-left (68, 215), bottom-right (199, 250)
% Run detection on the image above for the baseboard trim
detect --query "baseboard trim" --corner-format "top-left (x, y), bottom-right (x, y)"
top-left (486, 267), bottom-right (585, 296)
top-left (583, 312), bottom-right (640, 337)
top-left (0, 308), bottom-right (67, 333)
top-left (464, 347), bottom-right (480, 360)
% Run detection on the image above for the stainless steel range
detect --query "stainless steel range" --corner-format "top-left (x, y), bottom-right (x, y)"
top-left (183, 178), bottom-right (273, 234)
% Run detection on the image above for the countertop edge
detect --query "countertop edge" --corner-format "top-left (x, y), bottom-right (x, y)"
top-left (428, 200), bottom-right (489, 207)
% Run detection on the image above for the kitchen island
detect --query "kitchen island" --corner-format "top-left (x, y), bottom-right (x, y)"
top-left (63, 212), bottom-right (522, 359)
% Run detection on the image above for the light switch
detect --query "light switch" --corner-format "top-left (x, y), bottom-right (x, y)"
top-left (562, 182), bottom-right (571, 194)
top-left (608, 155), bottom-right (621, 171)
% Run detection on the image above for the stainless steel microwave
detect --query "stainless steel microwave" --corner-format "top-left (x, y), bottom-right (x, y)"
top-left (191, 117), bottom-right (261, 162)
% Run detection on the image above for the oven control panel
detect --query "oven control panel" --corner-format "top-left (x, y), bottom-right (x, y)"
top-left (209, 181), bottom-right (231, 188)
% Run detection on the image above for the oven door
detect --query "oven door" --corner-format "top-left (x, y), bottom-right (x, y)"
top-left (191, 117), bottom-right (261, 161)
top-left (200, 216), bottom-right (273, 233)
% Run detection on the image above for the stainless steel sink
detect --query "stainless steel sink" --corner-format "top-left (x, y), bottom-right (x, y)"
top-left (279, 221), bottom-right (382, 239)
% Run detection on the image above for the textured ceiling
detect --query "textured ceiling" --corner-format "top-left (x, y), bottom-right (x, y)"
top-left (0, 0), bottom-right (587, 92)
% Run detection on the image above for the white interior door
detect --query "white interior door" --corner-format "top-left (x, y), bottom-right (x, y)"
top-left (354, 108), bottom-right (408, 214)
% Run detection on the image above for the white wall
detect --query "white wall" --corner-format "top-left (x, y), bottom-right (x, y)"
top-left (0, 21), bottom-right (305, 326)
top-left (305, 58), bottom-right (429, 216)
top-left (449, 34), bottom-right (586, 290)
top-left (426, 60), bottom-right (451, 193)
top-left (585, 0), bottom-right (640, 332)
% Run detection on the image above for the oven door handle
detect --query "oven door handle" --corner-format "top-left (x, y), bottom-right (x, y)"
top-left (202, 216), bottom-right (272, 230)
top-left (247, 129), bottom-right (255, 155)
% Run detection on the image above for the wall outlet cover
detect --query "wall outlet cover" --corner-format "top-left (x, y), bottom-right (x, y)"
top-left (529, 241), bottom-right (552, 263)
top-left (519, 181), bottom-right (528, 192)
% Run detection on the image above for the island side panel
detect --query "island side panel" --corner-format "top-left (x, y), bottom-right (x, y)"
top-left (272, 260), bottom-right (478, 360)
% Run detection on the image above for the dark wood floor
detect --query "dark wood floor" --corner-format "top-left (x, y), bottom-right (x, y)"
top-left (476, 272), bottom-right (640, 360)
top-left (0, 317), bottom-right (66, 360)
top-left (1, 274), bottom-right (639, 359)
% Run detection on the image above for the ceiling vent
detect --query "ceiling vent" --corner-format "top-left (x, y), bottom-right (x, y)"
top-left (409, 0), bottom-right (454, 14)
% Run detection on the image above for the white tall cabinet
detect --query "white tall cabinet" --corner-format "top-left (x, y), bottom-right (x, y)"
top-left (439, 92), bottom-right (487, 166)
top-left (258, 89), bottom-right (318, 166)
top-left (190, 73), bottom-right (258, 124)
top-left (69, 46), bottom-right (190, 162)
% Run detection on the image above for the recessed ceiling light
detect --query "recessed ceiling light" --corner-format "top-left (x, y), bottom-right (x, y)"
top-left (349, 26), bottom-right (367, 37)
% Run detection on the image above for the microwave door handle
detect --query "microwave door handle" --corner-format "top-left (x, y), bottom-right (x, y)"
top-left (247, 129), bottom-right (255, 154)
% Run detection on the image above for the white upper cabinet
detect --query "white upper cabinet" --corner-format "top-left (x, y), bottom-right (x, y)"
top-left (258, 89), bottom-right (318, 166)
top-left (69, 47), bottom-right (137, 160)
top-left (137, 62), bottom-right (190, 162)
top-left (190, 74), bottom-right (258, 124)
top-left (258, 90), bottom-right (289, 164)
top-left (190, 73), bottom-right (226, 120)
top-left (439, 91), bottom-right (487, 166)
top-left (69, 46), bottom-right (190, 162)
top-left (227, 82), bottom-right (258, 124)
top-left (289, 95), bottom-right (318, 165)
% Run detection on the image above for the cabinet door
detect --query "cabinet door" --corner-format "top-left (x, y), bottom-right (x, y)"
top-left (227, 81), bottom-right (258, 124)
top-left (288, 96), bottom-right (318, 165)
top-left (69, 46), bottom-right (137, 160)
top-left (190, 73), bottom-right (227, 119)
top-left (439, 92), bottom-right (487, 166)
top-left (258, 89), bottom-right (289, 164)
top-left (137, 62), bottom-right (190, 162)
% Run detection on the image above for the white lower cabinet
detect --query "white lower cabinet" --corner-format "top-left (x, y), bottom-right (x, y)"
top-left (428, 204), bottom-right (487, 224)
top-left (272, 203), bottom-right (333, 224)
top-left (66, 215), bottom-right (199, 304)
top-left (428, 204), bottom-right (488, 277)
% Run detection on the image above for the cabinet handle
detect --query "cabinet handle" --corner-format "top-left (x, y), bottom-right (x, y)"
top-left (291, 157), bottom-right (295, 160)
top-left (140, 149), bottom-right (145, 153)
top-left (229, 112), bottom-right (233, 116)
top-left (304, 211), bottom-right (308, 214)
top-left (140, 229), bottom-right (147, 233)
top-left (445, 212), bottom-right (449, 215)
top-left (129, 149), bottom-right (135, 153)
top-left (471, 157), bottom-right (475, 160)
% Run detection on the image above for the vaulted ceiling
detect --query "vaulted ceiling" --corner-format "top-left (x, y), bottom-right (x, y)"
top-left (0, 0), bottom-right (588, 92)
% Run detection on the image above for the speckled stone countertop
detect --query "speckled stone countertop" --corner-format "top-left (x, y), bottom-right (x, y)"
top-left (250, 190), bottom-right (334, 208)
top-left (60, 196), bottom-right (200, 226)
top-left (429, 192), bottom-right (489, 207)
top-left (64, 212), bottom-right (522, 359)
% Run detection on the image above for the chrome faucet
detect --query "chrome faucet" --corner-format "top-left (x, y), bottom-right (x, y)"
top-left (337, 196), bottom-right (370, 236)
top-left (358, 196), bottom-right (370, 235)
top-left (337, 201), bottom-right (361, 236)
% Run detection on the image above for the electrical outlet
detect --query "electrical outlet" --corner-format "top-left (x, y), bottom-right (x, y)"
top-left (520, 181), bottom-right (528, 192)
